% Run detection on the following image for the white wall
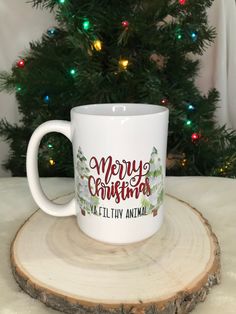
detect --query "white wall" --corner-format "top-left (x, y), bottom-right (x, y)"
top-left (0, 0), bottom-right (55, 176)
top-left (195, 0), bottom-right (236, 130)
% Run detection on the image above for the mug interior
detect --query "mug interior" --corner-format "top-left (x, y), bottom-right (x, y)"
top-left (71, 103), bottom-right (168, 117)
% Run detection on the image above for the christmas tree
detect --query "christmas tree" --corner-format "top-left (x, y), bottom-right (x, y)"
top-left (142, 147), bottom-right (163, 216)
top-left (1, 0), bottom-right (236, 177)
top-left (76, 146), bottom-right (99, 215)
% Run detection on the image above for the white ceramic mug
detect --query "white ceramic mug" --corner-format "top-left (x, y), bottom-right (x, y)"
top-left (27, 103), bottom-right (169, 244)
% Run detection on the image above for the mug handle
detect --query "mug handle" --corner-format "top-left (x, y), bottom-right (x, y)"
top-left (26, 120), bottom-right (76, 217)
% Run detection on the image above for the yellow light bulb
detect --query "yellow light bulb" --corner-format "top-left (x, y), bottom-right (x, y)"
top-left (93, 40), bottom-right (102, 51)
top-left (119, 59), bottom-right (129, 70)
top-left (49, 159), bottom-right (56, 166)
top-left (180, 158), bottom-right (187, 167)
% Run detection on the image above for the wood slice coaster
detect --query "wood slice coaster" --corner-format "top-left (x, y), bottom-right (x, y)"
top-left (11, 194), bottom-right (220, 314)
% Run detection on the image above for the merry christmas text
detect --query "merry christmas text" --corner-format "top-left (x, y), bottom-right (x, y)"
top-left (88, 156), bottom-right (151, 203)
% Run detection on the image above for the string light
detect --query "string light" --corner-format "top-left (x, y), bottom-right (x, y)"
top-left (93, 40), bottom-right (102, 51)
top-left (49, 159), bottom-right (56, 166)
top-left (187, 104), bottom-right (195, 110)
top-left (216, 160), bottom-right (234, 176)
top-left (191, 31), bottom-right (198, 42)
top-left (16, 59), bottom-right (25, 68)
top-left (218, 162), bottom-right (232, 174)
top-left (119, 59), bottom-right (129, 70)
top-left (121, 20), bottom-right (129, 28)
top-left (179, 0), bottom-right (186, 5)
top-left (47, 27), bottom-right (57, 37)
top-left (43, 95), bottom-right (50, 103)
top-left (83, 19), bottom-right (90, 31)
top-left (69, 68), bottom-right (77, 77)
top-left (176, 28), bottom-right (183, 40)
top-left (59, 0), bottom-right (65, 4)
top-left (48, 144), bottom-right (53, 148)
top-left (181, 158), bottom-right (187, 167)
top-left (161, 98), bottom-right (169, 106)
top-left (186, 120), bottom-right (192, 126)
top-left (191, 133), bottom-right (201, 141)
top-left (16, 85), bottom-right (22, 92)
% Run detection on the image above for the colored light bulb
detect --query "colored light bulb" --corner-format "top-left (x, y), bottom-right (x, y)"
top-left (59, 0), bottom-right (65, 4)
top-left (49, 159), bottom-right (56, 166)
top-left (181, 158), bottom-right (187, 167)
top-left (186, 120), bottom-right (192, 126)
top-left (17, 59), bottom-right (25, 68)
top-left (121, 20), bottom-right (129, 28)
top-left (83, 19), bottom-right (90, 31)
top-left (188, 104), bottom-right (195, 110)
top-left (161, 98), bottom-right (168, 105)
top-left (191, 31), bottom-right (197, 41)
top-left (93, 40), bottom-right (102, 51)
top-left (179, 0), bottom-right (186, 5)
top-left (44, 95), bottom-right (50, 103)
top-left (176, 28), bottom-right (183, 40)
top-left (191, 133), bottom-right (200, 140)
top-left (47, 27), bottom-right (57, 37)
top-left (119, 59), bottom-right (129, 70)
top-left (70, 68), bottom-right (77, 76)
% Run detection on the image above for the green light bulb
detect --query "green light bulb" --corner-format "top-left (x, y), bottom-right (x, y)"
top-left (186, 120), bottom-right (192, 126)
top-left (83, 19), bottom-right (90, 31)
top-left (70, 68), bottom-right (77, 76)
top-left (176, 28), bottom-right (183, 40)
top-left (59, 0), bottom-right (65, 4)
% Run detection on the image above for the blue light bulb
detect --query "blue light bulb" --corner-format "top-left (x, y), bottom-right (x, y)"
top-left (47, 28), bottom-right (57, 37)
top-left (191, 32), bottom-right (197, 41)
top-left (188, 104), bottom-right (195, 111)
top-left (44, 95), bottom-right (50, 103)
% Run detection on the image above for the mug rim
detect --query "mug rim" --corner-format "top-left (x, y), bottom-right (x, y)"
top-left (71, 103), bottom-right (168, 117)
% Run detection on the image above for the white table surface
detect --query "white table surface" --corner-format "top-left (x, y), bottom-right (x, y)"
top-left (0, 177), bottom-right (235, 313)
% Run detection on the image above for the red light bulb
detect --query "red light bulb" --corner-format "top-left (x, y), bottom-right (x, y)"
top-left (191, 133), bottom-right (200, 141)
top-left (121, 20), bottom-right (129, 28)
top-left (179, 0), bottom-right (186, 5)
top-left (17, 59), bottom-right (25, 68)
top-left (160, 98), bottom-right (168, 105)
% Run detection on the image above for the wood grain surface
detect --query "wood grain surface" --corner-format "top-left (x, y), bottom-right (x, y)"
top-left (11, 194), bottom-right (220, 314)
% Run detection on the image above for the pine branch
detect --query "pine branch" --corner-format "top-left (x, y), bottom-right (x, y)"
top-left (28, 0), bottom-right (57, 10)
top-left (0, 72), bottom-right (17, 93)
